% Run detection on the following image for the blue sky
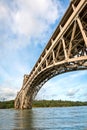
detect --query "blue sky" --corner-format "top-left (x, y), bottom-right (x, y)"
top-left (0, 0), bottom-right (87, 101)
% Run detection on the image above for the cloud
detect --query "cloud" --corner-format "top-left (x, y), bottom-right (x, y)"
top-left (12, 0), bottom-right (62, 36)
top-left (0, 0), bottom-right (66, 59)
top-left (0, 87), bottom-right (17, 101)
top-left (66, 88), bottom-right (80, 97)
top-left (36, 70), bottom-right (87, 101)
top-left (0, 0), bottom-right (64, 50)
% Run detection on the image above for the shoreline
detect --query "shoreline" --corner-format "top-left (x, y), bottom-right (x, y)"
top-left (0, 100), bottom-right (87, 109)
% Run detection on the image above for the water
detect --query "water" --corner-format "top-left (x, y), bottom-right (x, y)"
top-left (0, 106), bottom-right (87, 130)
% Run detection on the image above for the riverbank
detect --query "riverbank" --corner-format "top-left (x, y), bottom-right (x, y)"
top-left (33, 100), bottom-right (87, 107)
top-left (0, 100), bottom-right (87, 109)
top-left (0, 100), bottom-right (14, 109)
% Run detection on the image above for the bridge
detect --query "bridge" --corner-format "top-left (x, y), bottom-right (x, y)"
top-left (15, 0), bottom-right (87, 109)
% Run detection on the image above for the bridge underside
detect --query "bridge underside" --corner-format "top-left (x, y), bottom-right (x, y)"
top-left (15, 60), bottom-right (87, 109)
top-left (15, 0), bottom-right (87, 109)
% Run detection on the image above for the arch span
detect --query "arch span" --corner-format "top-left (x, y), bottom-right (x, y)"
top-left (15, 58), bottom-right (87, 109)
top-left (15, 0), bottom-right (87, 109)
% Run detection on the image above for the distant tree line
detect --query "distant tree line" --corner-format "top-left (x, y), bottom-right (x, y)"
top-left (32, 100), bottom-right (87, 107)
top-left (0, 100), bottom-right (14, 109)
top-left (0, 100), bottom-right (87, 109)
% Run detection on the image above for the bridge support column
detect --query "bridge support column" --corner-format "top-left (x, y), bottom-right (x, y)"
top-left (52, 50), bottom-right (56, 64)
top-left (62, 37), bottom-right (68, 60)
top-left (77, 17), bottom-right (87, 47)
top-left (15, 90), bottom-right (33, 109)
top-left (68, 21), bottom-right (77, 57)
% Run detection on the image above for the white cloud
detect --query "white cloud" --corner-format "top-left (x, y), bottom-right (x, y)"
top-left (0, 0), bottom-right (64, 49)
top-left (0, 3), bottom-right (7, 19)
top-left (66, 88), bottom-right (80, 97)
top-left (36, 70), bottom-right (87, 101)
top-left (12, 0), bottom-right (61, 36)
top-left (0, 87), bottom-right (17, 101)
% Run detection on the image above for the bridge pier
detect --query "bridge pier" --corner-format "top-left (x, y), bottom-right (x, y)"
top-left (14, 90), bottom-right (32, 109)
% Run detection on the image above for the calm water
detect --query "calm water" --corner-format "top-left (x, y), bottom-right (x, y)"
top-left (0, 106), bottom-right (87, 130)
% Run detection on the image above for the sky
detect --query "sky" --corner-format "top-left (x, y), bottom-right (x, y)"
top-left (0, 0), bottom-right (87, 101)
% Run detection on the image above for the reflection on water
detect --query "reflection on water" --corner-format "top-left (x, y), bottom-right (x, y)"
top-left (0, 106), bottom-right (87, 130)
top-left (14, 109), bottom-right (33, 129)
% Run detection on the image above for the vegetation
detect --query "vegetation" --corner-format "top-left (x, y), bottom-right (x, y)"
top-left (33, 100), bottom-right (87, 108)
top-left (0, 100), bottom-right (87, 109)
top-left (0, 100), bottom-right (14, 109)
